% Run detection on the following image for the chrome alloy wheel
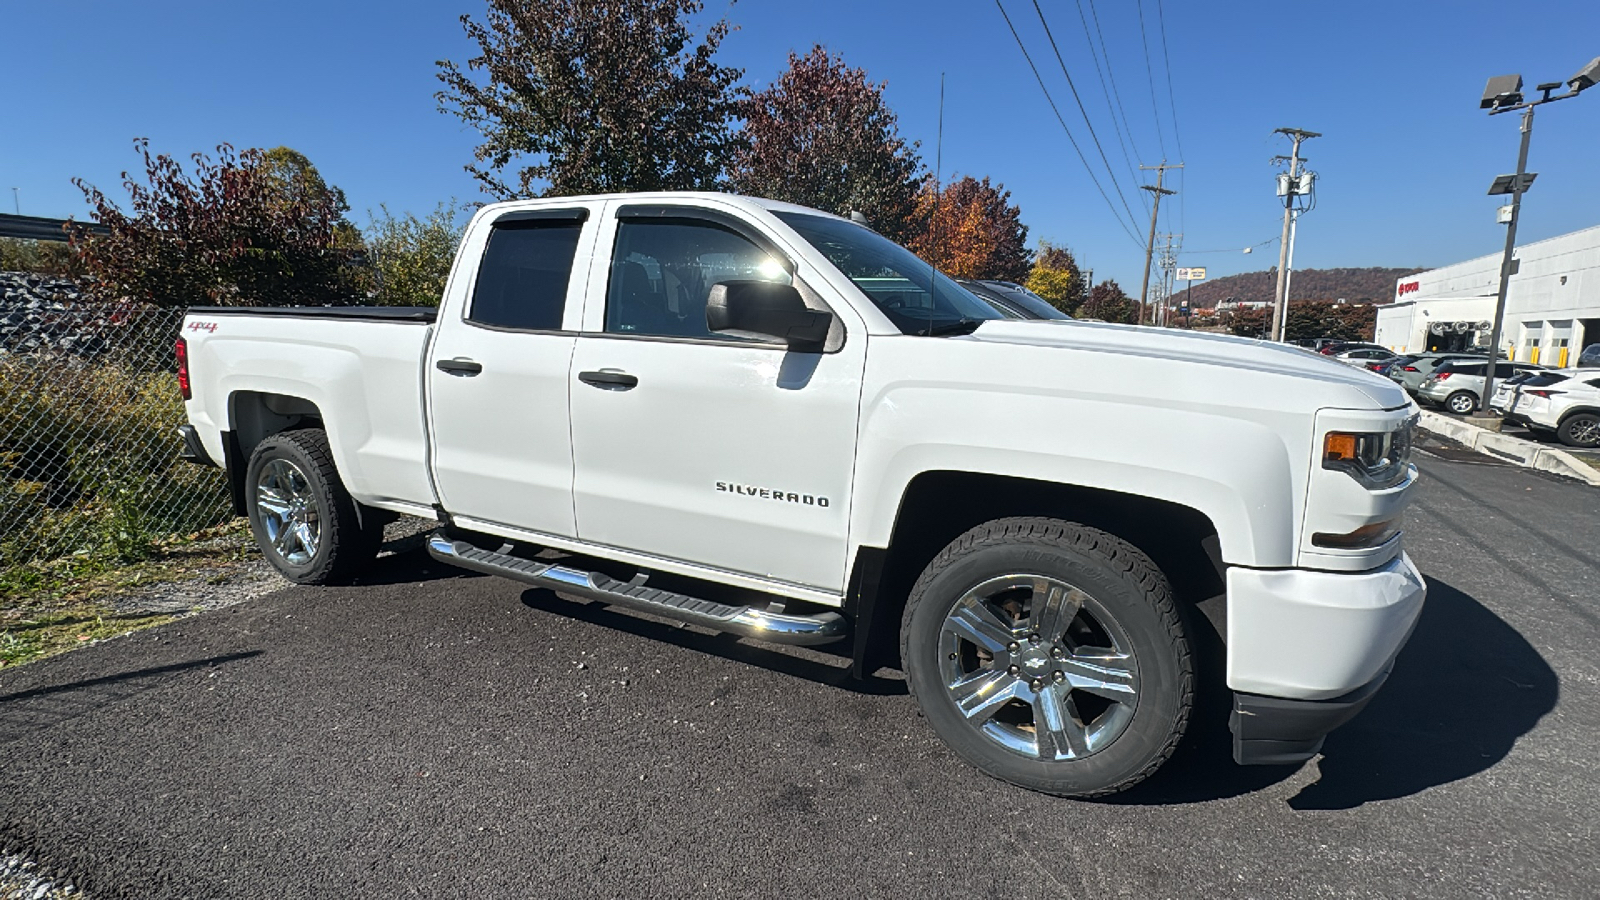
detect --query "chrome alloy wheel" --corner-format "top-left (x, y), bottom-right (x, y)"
top-left (937, 574), bottom-right (1139, 761)
top-left (1569, 417), bottom-right (1600, 446)
top-left (255, 458), bottom-right (322, 566)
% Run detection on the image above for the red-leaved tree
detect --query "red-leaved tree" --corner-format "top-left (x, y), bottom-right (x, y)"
top-left (909, 176), bottom-right (1032, 282)
top-left (730, 46), bottom-right (924, 243)
top-left (71, 140), bottom-right (360, 308)
top-left (1079, 279), bottom-right (1139, 324)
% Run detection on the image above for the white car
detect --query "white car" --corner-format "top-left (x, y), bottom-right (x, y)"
top-left (1334, 347), bottom-right (1396, 367)
top-left (175, 191), bottom-right (1425, 798)
top-left (1502, 369), bottom-right (1600, 448)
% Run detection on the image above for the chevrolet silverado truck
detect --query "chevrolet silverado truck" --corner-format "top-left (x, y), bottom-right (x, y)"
top-left (176, 192), bottom-right (1426, 797)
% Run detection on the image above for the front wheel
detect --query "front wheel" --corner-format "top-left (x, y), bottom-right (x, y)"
top-left (1558, 412), bottom-right (1600, 448)
top-left (245, 428), bottom-right (382, 584)
top-left (1445, 391), bottom-right (1479, 414)
top-left (900, 517), bottom-right (1192, 798)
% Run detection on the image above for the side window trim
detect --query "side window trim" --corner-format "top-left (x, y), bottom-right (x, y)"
top-left (614, 204), bottom-right (794, 275)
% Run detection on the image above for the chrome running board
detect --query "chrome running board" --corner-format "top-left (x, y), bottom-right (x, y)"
top-left (428, 534), bottom-right (849, 646)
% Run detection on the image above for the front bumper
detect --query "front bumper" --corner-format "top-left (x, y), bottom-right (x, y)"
top-left (1227, 552), bottom-right (1426, 699)
top-left (1224, 552), bottom-right (1426, 765)
top-left (1231, 665), bottom-right (1390, 765)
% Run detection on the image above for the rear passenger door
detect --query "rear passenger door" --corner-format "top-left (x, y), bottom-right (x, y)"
top-left (427, 205), bottom-right (599, 538)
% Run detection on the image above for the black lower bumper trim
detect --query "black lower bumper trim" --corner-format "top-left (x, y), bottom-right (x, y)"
top-left (1231, 666), bottom-right (1391, 766)
top-left (177, 424), bottom-right (219, 467)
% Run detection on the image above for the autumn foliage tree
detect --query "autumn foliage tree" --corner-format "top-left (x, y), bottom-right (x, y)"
top-left (909, 176), bottom-right (1032, 283)
top-left (71, 140), bottom-right (361, 308)
top-left (366, 203), bottom-right (466, 307)
top-left (1025, 242), bottom-right (1088, 316)
top-left (436, 0), bottom-right (745, 198)
top-left (730, 46), bottom-right (924, 243)
top-left (1079, 279), bottom-right (1139, 324)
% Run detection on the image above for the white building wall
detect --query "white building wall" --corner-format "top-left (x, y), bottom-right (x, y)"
top-left (1377, 224), bottom-right (1600, 362)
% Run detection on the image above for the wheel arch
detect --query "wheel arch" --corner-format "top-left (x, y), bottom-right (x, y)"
top-left (225, 390), bottom-right (327, 517)
top-left (847, 470), bottom-right (1225, 678)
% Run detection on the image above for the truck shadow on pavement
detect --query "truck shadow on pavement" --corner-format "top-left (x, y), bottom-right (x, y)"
top-left (0, 651), bottom-right (263, 745)
top-left (516, 588), bottom-right (908, 696)
top-left (1110, 575), bottom-right (1556, 808)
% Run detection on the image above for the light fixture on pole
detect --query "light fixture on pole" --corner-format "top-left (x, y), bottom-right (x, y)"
top-left (1472, 57), bottom-right (1596, 420)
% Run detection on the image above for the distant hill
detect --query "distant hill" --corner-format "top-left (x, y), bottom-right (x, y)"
top-left (1181, 267), bottom-right (1428, 307)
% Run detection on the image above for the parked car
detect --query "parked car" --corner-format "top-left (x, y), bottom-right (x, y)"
top-left (176, 191), bottom-right (1425, 798)
top-left (957, 279), bottom-right (1070, 320)
top-left (1489, 368), bottom-right (1553, 412)
top-left (1389, 352), bottom-right (1487, 395)
top-left (1500, 369), bottom-right (1600, 447)
top-left (1333, 347), bottom-right (1397, 366)
top-left (1319, 341), bottom-right (1389, 356)
top-left (1418, 359), bottom-right (1545, 414)
top-left (1579, 343), bottom-right (1600, 368)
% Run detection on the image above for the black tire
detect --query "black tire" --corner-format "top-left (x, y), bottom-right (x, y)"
top-left (245, 428), bottom-right (383, 584)
top-left (1557, 411), bottom-right (1600, 448)
top-left (900, 517), bottom-right (1192, 798)
top-left (1445, 391), bottom-right (1478, 415)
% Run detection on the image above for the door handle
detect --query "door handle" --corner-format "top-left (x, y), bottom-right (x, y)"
top-left (436, 358), bottom-right (483, 376)
top-left (578, 369), bottom-right (639, 390)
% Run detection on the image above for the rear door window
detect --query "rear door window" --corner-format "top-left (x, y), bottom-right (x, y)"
top-left (469, 219), bottom-right (585, 331)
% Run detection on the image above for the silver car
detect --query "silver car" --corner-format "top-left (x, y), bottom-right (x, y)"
top-left (1418, 359), bottom-right (1545, 414)
top-left (1389, 352), bottom-right (1488, 395)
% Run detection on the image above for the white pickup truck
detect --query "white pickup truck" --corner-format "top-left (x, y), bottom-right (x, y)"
top-left (177, 192), bottom-right (1426, 797)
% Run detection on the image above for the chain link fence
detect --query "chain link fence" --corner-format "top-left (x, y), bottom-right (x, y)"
top-left (1, 278), bottom-right (235, 571)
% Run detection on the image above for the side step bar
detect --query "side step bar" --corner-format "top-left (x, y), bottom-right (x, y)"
top-left (427, 534), bottom-right (849, 647)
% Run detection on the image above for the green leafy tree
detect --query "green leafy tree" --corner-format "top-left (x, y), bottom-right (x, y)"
top-left (71, 140), bottom-right (362, 308)
top-left (1079, 279), bottom-right (1139, 324)
top-left (1025, 242), bottom-right (1086, 316)
top-left (366, 203), bottom-right (466, 307)
top-left (908, 176), bottom-right (1032, 282)
top-left (436, 0), bottom-right (745, 198)
top-left (730, 45), bottom-right (923, 243)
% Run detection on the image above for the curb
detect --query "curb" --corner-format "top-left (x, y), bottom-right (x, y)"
top-left (1416, 410), bottom-right (1600, 486)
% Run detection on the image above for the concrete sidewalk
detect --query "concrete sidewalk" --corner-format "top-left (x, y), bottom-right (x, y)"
top-left (1416, 409), bottom-right (1600, 485)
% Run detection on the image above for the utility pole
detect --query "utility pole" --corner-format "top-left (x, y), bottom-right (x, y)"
top-left (1156, 233), bottom-right (1180, 326)
top-left (1138, 162), bottom-right (1180, 326)
top-left (1269, 128), bottom-right (1319, 341)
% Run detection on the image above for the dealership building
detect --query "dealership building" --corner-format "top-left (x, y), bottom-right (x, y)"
top-left (1373, 223), bottom-right (1600, 367)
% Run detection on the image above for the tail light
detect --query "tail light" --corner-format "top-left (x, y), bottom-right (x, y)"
top-left (1527, 389), bottom-right (1558, 398)
top-left (175, 336), bottom-right (192, 400)
top-left (1435, 371), bottom-right (1453, 380)
top-left (1402, 365), bottom-right (1419, 372)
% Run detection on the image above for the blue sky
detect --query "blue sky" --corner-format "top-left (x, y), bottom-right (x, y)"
top-left (4, 0), bottom-right (1600, 289)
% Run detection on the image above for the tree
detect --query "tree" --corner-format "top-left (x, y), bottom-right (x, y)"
top-left (1221, 301), bottom-right (1376, 341)
top-left (729, 46), bottom-right (923, 243)
top-left (366, 203), bottom-right (466, 307)
top-left (908, 176), bottom-right (1032, 282)
top-left (436, 0), bottom-right (745, 198)
top-left (1079, 279), bottom-right (1139, 324)
top-left (1025, 242), bottom-right (1087, 316)
top-left (71, 139), bottom-right (361, 308)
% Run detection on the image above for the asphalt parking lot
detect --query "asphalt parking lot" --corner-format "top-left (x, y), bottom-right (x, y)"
top-left (2, 451), bottom-right (1597, 899)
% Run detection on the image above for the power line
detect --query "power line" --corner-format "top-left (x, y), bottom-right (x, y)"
top-left (1029, 0), bottom-right (1144, 234)
top-left (1084, 0), bottom-right (1147, 170)
top-left (1134, 0), bottom-right (1168, 159)
top-left (1069, 0), bottom-right (1148, 215)
top-left (994, 0), bottom-right (1145, 248)
top-left (1154, 0), bottom-right (1185, 161)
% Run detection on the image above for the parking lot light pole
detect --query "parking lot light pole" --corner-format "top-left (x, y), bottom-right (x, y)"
top-left (1474, 58), bottom-right (1598, 419)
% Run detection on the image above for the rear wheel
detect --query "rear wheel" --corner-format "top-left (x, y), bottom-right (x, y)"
top-left (246, 428), bottom-right (383, 584)
top-left (1445, 391), bottom-right (1478, 414)
top-left (1557, 412), bottom-right (1600, 448)
top-left (901, 517), bottom-right (1192, 798)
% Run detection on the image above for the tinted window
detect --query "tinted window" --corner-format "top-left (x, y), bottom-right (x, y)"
top-left (774, 211), bottom-right (1003, 334)
top-left (469, 220), bottom-right (584, 330)
top-left (1520, 373), bottom-right (1572, 388)
top-left (605, 220), bottom-right (789, 339)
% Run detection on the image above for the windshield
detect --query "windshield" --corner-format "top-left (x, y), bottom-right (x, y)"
top-left (773, 211), bottom-right (1004, 335)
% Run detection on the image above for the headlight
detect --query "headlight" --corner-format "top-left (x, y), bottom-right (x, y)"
top-left (1322, 418), bottom-right (1415, 488)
